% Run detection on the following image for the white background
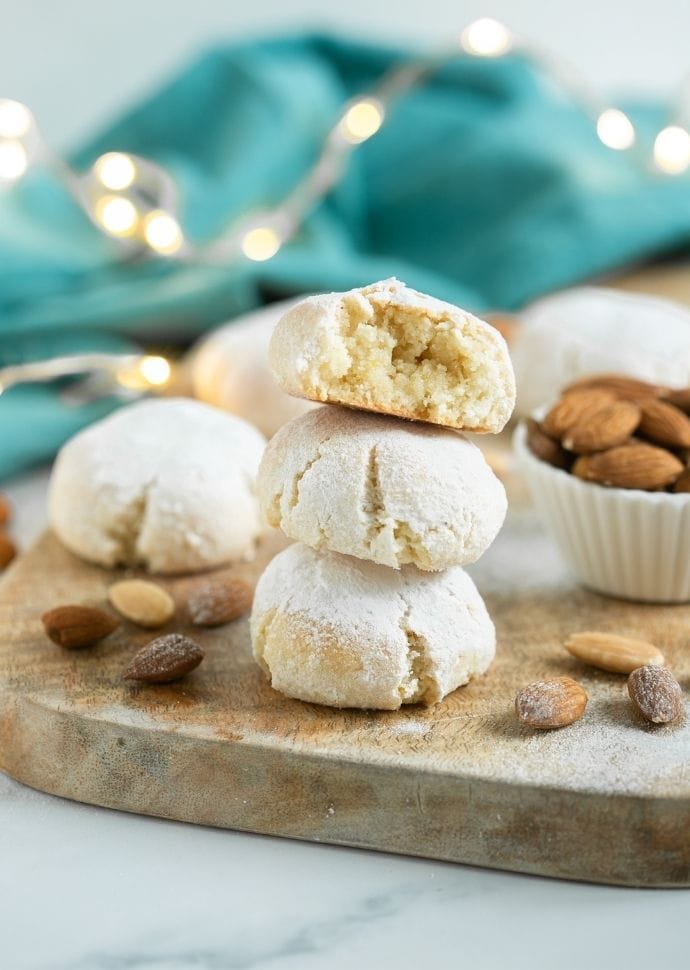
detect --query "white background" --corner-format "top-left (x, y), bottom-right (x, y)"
top-left (3, 0), bottom-right (690, 147)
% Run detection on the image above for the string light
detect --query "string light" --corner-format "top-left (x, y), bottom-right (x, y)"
top-left (0, 140), bottom-right (28, 181)
top-left (94, 151), bottom-right (136, 191)
top-left (653, 125), bottom-right (690, 174)
top-left (596, 108), bottom-right (636, 150)
top-left (143, 209), bottom-right (184, 255)
top-left (0, 99), bottom-right (33, 139)
top-left (94, 195), bottom-right (139, 236)
top-left (137, 355), bottom-right (171, 386)
top-left (461, 18), bottom-right (513, 57)
top-left (241, 225), bottom-right (282, 261)
top-left (338, 98), bottom-right (385, 144)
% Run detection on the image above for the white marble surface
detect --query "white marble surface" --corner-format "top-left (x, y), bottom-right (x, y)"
top-left (1, 468), bottom-right (689, 970)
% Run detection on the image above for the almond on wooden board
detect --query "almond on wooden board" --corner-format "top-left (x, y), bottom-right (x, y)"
top-left (565, 631), bottom-right (664, 673)
top-left (628, 665), bottom-right (684, 724)
top-left (515, 677), bottom-right (587, 729)
top-left (108, 579), bottom-right (175, 629)
top-left (526, 418), bottom-right (570, 470)
top-left (564, 374), bottom-right (663, 401)
top-left (187, 577), bottom-right (253, 627)
top-left (572, 442), bottom-right (683, 491)
top-left (124, 633), bottom-right (204, 683)
top-left (41, 605), bottom-right (119, 649)
top-left (638, 399), bottom-right (690, 449)
top-left (561, 399), bottom-right (640, 454)
top-left (0, 532), bottom-right (16, 570)
top-left (541, 388), bottom-right (616, 439)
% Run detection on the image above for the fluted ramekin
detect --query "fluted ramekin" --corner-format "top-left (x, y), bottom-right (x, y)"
top-left (514, 419), bottom-right (690, 603)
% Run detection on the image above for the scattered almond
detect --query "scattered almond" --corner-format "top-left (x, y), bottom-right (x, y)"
top-left (526, 418), bottom-right (570, 470)
top-left (0, 494), bottom-right (11, 526)
top-left (188, 577), bottom-right (253, 627)
top-left (515, 677), bottom-right (587, 729)
top-left (561, 399), bottom-right (640, 454)
top-left (565, 631), bottom-right (664, 673)
top-left (627, 665), bottom-right (684, 724)
top-left (42, 605), bottom-right (119, 649)
top-left (572, 442), bottom-right (683, 491)
top-left (125, 633), bottom-right (204, 683)
top-left (0, 533), bottom-right (17, 570)
top-left (564, 374), bottom-right (662, 401)
top-left (662, 387), bottom-right (690, 414)
top-left (108, 579), bottom-right (175, 629)
top-left (638, 399), bottom-right (690, 449)
top-left (541, 388), bottom-right (616, 439)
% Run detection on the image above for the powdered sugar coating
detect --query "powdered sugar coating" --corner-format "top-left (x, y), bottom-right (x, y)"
top-left (251, 542), bottom-right (495, 710)
top-left (258, 406), bottom-right (507, 570)
top-left (49, 398), bottom-right (266, 573)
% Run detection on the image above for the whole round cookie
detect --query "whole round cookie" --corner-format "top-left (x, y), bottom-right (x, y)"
top-left (257, 406), bottom-right (506, 570)
top-left (512, 287), bottom-right (690, 417)
top-left (251, 543), bottom-right (495, 709)
top-left (49, 398), bottom-right (266, 574)
top-left (191, 299), bottom-right (315, 437)
top-left (268, 279), bottom-right (515, 433)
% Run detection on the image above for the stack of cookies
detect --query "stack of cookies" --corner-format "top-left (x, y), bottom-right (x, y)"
top-left (250, 279), bottom-right (516, 710)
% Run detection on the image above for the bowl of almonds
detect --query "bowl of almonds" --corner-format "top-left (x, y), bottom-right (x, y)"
top-left (514, 373), bottom-right (690, 602)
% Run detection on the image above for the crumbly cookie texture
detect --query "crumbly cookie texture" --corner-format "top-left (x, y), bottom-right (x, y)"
top-left (257, 406), bottom-right (506, 571)
top-left (251, 543), bottom-right (496, 710)
top-left (268, 279), bottom-right (516, 433)
top-left (49, 398), bottom-right (266, 574)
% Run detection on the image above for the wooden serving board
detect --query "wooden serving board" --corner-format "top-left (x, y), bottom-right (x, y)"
top-left (1, 477), bottom-right (689, 887)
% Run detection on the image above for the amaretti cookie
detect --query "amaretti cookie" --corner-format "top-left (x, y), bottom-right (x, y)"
top-left (251, 542), bottom-right (496, 710)
top-left (268, 279), bottom-right (515, 433)
top-left (257, 406), bottom-right (507, 570)
top-left (49, 398), bottom-right (266, 574)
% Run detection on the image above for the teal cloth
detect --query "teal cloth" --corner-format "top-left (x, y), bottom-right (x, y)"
top-left (2, 32), bottom-right (690, 479)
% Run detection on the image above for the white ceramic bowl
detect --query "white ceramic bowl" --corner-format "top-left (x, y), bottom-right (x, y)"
top-left (514, 419), bottom-right (690, 602)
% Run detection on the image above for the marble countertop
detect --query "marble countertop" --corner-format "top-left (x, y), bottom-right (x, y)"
top-left (1, 468), bottom-right (689, 970)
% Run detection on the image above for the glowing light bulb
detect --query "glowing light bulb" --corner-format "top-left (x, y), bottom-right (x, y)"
top-left (143, 210), bottom-right (184, 255)
top-left (93, 152), bottom-right (136, 191)
top-left (0, 99), bottom-right (33, 139)
top-left (241, 226), bottom-right (281, 261)
top-left (138, 355), bottom-right (171, 387)
top-left (0, 140), bottom-right (28, 181)
top-left (596, 109), bottom-right (636, 150)
top-left (94, 195), bottom-right (139, 236)
top-left (461, 18), bottom-right (512, 57)
top-left (338, 99), bottom-right (385, 144)
top-left (653, 125), bottom-right (690, 174)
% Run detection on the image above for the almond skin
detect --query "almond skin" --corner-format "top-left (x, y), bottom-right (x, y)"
top-left (188, 577), bottom-right (253, 627)
top-left (42, 605), bottom-right (119, 649)
top-left (673, 468), bottom-right (690, 493)
top-left (561, 399), bottom-right (640, 454)
top-left (662, 387), bottom-right (690, 414)
top-left (526, 418), bottom-right (570, 470)
top-left (0, 532), bottom-right (16, 570)
top-left (572, 441), bottom-right (683, 491)
top-left (108, 579), bottom-right (175, 629)
top-left (515, 677), bottom-right (587, 729)
top-left (565, 631), bottom-right (664, 673)
top-left (0, 494), bottom-right (11, 526)
top-left (125, 633), bottom-right (204, 683)
top-left (628, 665), bottom-right (684, 724)
top-left (638, 399), bottom-right (690, 449)
top-left (541, 389), bottom-right (616, 439)
top-left (564, 374), bottom-right (662, 401)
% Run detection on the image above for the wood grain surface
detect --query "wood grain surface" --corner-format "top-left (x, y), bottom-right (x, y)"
top-left (0, 464), bottom-right (689, 887)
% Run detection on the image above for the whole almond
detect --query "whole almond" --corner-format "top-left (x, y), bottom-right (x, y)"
top-left (673, 468), bottom-right (690, 493)
top-left (42, 605), bottom-right (119, 649)
top-left (662, 387), bottom-right (690, 414)
top-left (628, 665), bottom-right (684, 724)
top-left (125, 633), bottom-right (204, 683)
top-left (564, 374), bottom-right (662, 401)
top-left (526, 418), bottom-right (570, 470)
top-left (541, 389), bottom-right (616, 439)
top-left (638, 399), bottom-right (690, 449)
top-left (188, 577), bottom-right (253, 627)
top-left (108, 579), bottom-right (175, 628)
top-left (0, 494), bottom-right (11, 526)
top-left (0, 532), bottom-right (16, 570)
top-left (565, 631), bottom-right (664, 673)
top-left (515, 677), bottom-right (587, 729)
top-left (561, 399), bottom-right (640, 454)
top-left (572, 441), bottom-right (683, 490)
